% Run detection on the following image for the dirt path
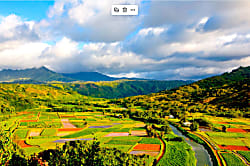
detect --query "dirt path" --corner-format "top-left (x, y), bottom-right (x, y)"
top-left (156, 136), bottom-right (166, 163)
top-left (61, 119), bottom-right (76, 128)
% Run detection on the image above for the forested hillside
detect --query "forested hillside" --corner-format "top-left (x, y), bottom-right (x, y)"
top-left (114, 66), bottom-right (250, 118)
top-left (51, 80), bottom-right (192, 98)
top-left (0, 84), bottom-right (90, 113)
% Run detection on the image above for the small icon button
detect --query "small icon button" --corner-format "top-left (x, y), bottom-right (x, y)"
top-left (123, 7), bottom-right (127, 12)
top-left (112, 5), bottom-right (138, 16)
top-left (114, 7), bottom-right (119, 12)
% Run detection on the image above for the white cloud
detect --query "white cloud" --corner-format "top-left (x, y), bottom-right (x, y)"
top-left (138, 27), bottom-right (165, 36)
top-left (0, 41), bottom-right (49, 69)
top-left (43, 0), bottom-right (143, 42)
top-left (0, 14), bottom-right (39, 42)
top-left (108, 72), bottom-right (141, 78)
top-left (42, 37), bottom-right (78, 58)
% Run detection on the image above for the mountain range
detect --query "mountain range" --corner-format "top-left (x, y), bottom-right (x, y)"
top-left (0, 66), bottom-right (138, 82)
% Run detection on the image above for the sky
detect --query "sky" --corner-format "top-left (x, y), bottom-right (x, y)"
top-left (0, 0), bottom-right (249, 80)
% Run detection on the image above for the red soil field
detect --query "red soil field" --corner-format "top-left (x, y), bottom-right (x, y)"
top-left (20, 120), bottom-right (37, 122)
top-left (133, 144), bottom-right (161, 151)
top-left (76, 116), bottom-right (87, 119)
top-left (218, 145), bottom-right (249, 151)
top-left (58, 128), bottom-right (83, 132)
top-left (217, 122), bottom-right (229, 124)
top-left (227, 128), bottom-right (246, 133)
top-left (17, 111), bottom-right (31, 115)
top-left (16, 140), bottom-right (32, 148)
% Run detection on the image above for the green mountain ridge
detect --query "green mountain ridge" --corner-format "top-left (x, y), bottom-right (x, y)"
top-left (0, 66), bottom-right (145, 82)
top-left (115, 66), bottom-right (250, 118)
top-left (0, 66), bottom-right (193, 98)
top-left (62, 72), bottom-right (116, 81)
top-left (0, 67), bottom-right (74, 82)
top-left (51, 80), bottom-right (193, 98)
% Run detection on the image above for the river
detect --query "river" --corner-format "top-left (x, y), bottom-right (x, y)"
top-left (169, 124), bottom-right (213, 166)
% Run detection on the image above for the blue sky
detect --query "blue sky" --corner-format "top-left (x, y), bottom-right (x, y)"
top-left (0, 0), bottom-right (249, 80)
top-left (0, 1), bottom-right (54, 21)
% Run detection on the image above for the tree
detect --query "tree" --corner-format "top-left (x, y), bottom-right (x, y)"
top-left (190, 121), bottom-right (199, 131)
top-left (222, 125), bottom-right (227, 132)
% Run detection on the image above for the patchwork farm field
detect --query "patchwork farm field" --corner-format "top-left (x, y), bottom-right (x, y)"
top-left (169, 113), bottom-right (250, 166)
top-left (0, 111), bottom-right (163, 163)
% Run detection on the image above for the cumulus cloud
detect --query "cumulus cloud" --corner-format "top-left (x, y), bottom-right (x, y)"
top-left (0, 14), bottom-right (39, 42)
top-left (40, 39), bottom-right (155, 74)
top-left (44, 0), bottom-right (143, 42)
top-left (0, 41), bottom-right (49, 70)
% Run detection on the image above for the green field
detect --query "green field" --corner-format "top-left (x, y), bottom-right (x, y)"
top-left (157, 141), bottom-right (196, 166)
top-left (14, 129), bottom-right (29, 139)
top-left (139, 137), bottom-right (162, 144)
top-left (106, 139), bottom-right (137, 145)
top-left (40, 129), bottom-right (57, 136)
top-left (206, 132), bottom-right (245, 138)
top-left (221, 153), bottom-right (245, 166)
top-left (237, 151), bottom-right (250, 162)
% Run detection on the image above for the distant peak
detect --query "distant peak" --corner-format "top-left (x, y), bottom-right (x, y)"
top-left (37, 66), bottom-right (54, 72)
top-left (38, 66), bottom-right (49, 70)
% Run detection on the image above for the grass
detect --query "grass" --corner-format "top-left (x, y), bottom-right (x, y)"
top-left (85, 118), bottom-right (97, 121)
top-left (108, 117), bottom-right (121, 121)
top-left (132, 127), bottom-right (146, 131)
top-left (70, 122), bottom-right (86, 128)
top-left (61, 128), bottom-right (104, 138)
top-left (211, 137), bottom-right (246, 146)
top-left (112, 136), bottom-right (141, 141)
top-left (103, 128), bottom-right (130, 132)
top-left (228, 122), bottom-right (247, 125)
top-left (221, 153), bottom-right (245, 166)
top-left (139, 137), bottom-right (162, 144)
top-left (14, 129), bottom-right (29, 139)
top-left (157, 141), bottom-right (196, 166)
top-left (206, 132), bottom-right (245, 138)
top-left (212, 123), bottom-right (236, 128)
top-left (28, 122), bottom-right (46, 128)
top-left (101, 144), bottom-right (132, 152)
top-left (40, 129), bottom-right (57, 136)
top-left (20, 122), bottom-right (28, 126)
top-left (23, 146), bottom-right (42, 156)
top-left (237, 151), bottom-right (250, 162)
top-left (46, 122), bottom-right (62, 128)
top-left (106, 139), bottom-right (137, 145)
top-left (27, 138), bottom-right (57, 145)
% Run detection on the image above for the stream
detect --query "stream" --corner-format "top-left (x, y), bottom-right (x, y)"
top-left (169, 124), bottom-right (213, 166)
